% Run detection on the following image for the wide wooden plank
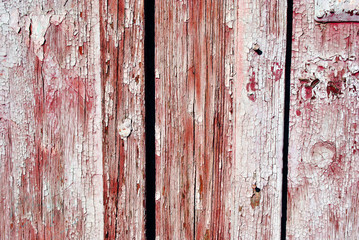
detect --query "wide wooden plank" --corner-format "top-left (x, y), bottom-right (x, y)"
top-left (0, 0), bottom-right (146, 238)
top-left (0, 0), bottom-right (104, 238)
top-left (288, 0), bottom-right (359, 239)
top-left (1, 0), bottom-right (146, 239)
top-left (155, 0), bottom-right (287, 239)
top-left (100, 0), bottom-right (146, 239)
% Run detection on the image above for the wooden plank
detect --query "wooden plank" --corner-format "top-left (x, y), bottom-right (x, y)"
top-left (100, 0), bottom-right (146, 239)
top-left (155, 0), bottom-right (287, 238)
top-left (0, 0), bottom-right (104, 238)
top-left (0, 0), bottom-right (146, 239)
top-left (288, 0), bottom-right (359, 239)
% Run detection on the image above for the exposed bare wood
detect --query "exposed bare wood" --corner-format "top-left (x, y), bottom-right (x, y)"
top-left (155, 0), bottom-right (287, 238)
top-left (288, 0), bottom-right (359, 239)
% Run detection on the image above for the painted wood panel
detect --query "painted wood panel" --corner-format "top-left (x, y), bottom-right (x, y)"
top-left (0, 1), bottom-right (103, 238)
top-left (100, 0), bottom-right (146, 239)
top-left (155, 0), bottom-right (287, 239)
top-left (288, 0), bottom-right (359, 239)
top-left (0, 0), bottom-right (145, 239)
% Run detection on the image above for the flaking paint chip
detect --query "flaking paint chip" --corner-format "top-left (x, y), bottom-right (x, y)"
top-left (118, 118), bottom-right (132, 139)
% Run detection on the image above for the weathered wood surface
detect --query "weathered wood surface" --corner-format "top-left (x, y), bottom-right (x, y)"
top-left (100, 0), bottom-right (146, 239)
top-left (0, 1), bottom-right (103, 238)
top-left (155, 0), bottom-right (287, 239)
top-left (288, 0), bottom-right (359, 239)
top-left (0, 0), bottom-right (145, 239)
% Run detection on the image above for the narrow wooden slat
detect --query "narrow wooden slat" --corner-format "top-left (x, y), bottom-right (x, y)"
top-left (155, 1), bottom-right (195, 238)
top-left (100, 0), bottom-right (146, 239)
top-left (288, 1), bottom-right (359, 239)
top-left (155, 1), bottom-right (287, 238)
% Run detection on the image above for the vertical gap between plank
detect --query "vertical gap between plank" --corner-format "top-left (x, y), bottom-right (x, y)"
top-left (144, 0), bottom-right (156, 239)
top-left (281, 0), bottom-right (293, 239)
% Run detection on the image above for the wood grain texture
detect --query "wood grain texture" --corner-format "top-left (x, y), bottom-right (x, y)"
top-left (0, 0), bottom-right (145, 239)
top-left (100, 0), bottom-right (146, 239)
top-left (288, 1), bottom-right (359, 239)
top-left (155, 1), bottom-right (287, 239)
top-left (0, 0), bottom-right (103, 238)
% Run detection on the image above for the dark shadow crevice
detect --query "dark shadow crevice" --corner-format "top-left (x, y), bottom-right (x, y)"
top-left (281, 0), bottom-right (293, 239)
top-left (144, 0), bottom-right (156, 239)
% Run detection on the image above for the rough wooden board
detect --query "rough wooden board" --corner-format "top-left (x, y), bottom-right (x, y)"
top-left (288, 0), bottom-right (359, 239)
top-left (0, 1), bottom-right (103, 238)
top-left (100, 0), bottom-right (146, 239)
top-left (155, 0), bottom-right (286, 238)
top-left (155, 1), bottom-right (195, 238)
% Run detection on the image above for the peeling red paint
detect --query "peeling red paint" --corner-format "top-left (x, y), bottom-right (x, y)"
top-left (289, 1), bottom-right (359, 238)
top-left (327, 81), bottom-right (343, 97)
top-left (247, 71), bottom-right (257, 92)
top-left (271, 62), bottom-right (283, 81)
top-left (156, 1), bottom-right (286, 239)
top-left (304, 85), bottom-right (313, 99)
top-left (246, 71), bottom-right (258, 102)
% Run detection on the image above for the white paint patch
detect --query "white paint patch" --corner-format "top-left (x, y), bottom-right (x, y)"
top-left (9, 8), bottom-right (20, 33)
top-left (124, 0), bottom-right (134, 28)
top-left (118, 118), bottom-right (133, 139)
top-left (315, 0), bottom-right (359, 22)
top-left (104, 81), bottom-right (114, 127)
top-left (155, 191), bottom-right (161, 201)
top-left (30, 8), bottom-right (52, 60)
top-left (155, 125), bottom-right (161, 156)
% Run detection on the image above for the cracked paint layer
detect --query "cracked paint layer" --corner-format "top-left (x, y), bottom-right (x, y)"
top-left (1, 0), bottom-right (145, 239)
top-left (288, 0), bottom-right (359, 239)
top-left (0, 0), bottom-right (104, 238)
top-left (155, 0), bottom-right (287, 239)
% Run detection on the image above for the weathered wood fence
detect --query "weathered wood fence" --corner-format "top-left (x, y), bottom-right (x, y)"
top-left (0, 0), bottom-right (359, 239)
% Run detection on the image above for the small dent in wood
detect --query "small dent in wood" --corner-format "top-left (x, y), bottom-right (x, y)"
top-left (250, 184), bottom-right (261, 209)
top-left (238, 205), bottom-right (243, 212)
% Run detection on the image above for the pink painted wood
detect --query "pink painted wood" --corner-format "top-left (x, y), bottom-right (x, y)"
top-left (287, 0), bottom-right (359, 239)
top-left (155, 0), bottom-right (287, 239)
top-left (0, 1), bottom-right (104, 238)
top-left (7, 0), bottom-right (359, 239)
top-left (100, 0), bottom-right (146, 239)
top-left (0, 0), bottom-right (145, 239)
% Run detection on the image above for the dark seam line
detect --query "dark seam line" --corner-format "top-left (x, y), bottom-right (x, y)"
top-left (281, 0), bottom-right (293, 239)
top-left (144, 0), bottom-right (156, 239)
